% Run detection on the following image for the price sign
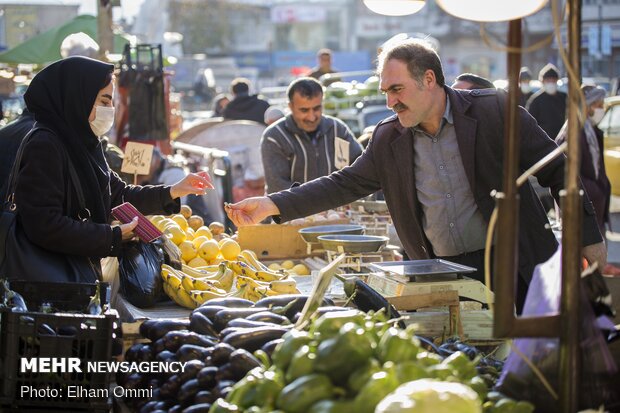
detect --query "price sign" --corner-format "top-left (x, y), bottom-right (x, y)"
top-left (121, 142), bottom-right (154, 175)
top-left (334, 137), bottom-right (350, 170)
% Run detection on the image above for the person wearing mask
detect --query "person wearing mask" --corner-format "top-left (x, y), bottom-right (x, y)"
top-left (526, 63), bottom-right (567, 139)
top-left (518, 67), bottom-right (534, 107)
top-left (451, 73), bottom-right (494, 90)
top-left (260, 77), bottom-right (363, 194)
top-left (555, 85), bottom-right (620, 275)
top-left (7, 56), bottom-right (212, 282)
top-left (222, 78), bottom-right (270, 124)
top-left (227, 39), bottom-right (606, 311)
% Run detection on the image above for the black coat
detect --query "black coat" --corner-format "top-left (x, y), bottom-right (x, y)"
top-left (526, 90), bottom-right (567, 140)
top-left (223, 94), bottom-right (270, 124)
top-left (270, 87), bottom-right (602, 283)
top-left (0, 110), bottom-right (35, 200)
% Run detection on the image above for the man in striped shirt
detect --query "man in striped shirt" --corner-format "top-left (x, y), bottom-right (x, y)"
top-left (260, 77), bottom-right (363, 193)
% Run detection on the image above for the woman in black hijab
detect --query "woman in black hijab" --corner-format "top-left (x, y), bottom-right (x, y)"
top-left (12, 56), bottom-right (212, 282)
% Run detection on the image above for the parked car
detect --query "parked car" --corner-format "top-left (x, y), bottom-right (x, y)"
top-left (600, 96), bottom-right (620, 195)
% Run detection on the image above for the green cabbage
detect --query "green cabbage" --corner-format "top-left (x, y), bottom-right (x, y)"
top-left (375, 379), bottom-right (482, 413)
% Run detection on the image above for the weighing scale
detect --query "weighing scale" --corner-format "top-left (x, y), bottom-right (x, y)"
top-left (367, 259), bottom-right (495, 305)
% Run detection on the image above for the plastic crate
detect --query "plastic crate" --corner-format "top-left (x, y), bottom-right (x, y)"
top-left (7, 280), bottom-right (111, 312)
top-left (0, 281), bottom-right (117, 412)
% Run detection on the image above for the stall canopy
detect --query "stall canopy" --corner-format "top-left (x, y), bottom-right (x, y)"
top-left (0, 15), bottom-right (132, 64)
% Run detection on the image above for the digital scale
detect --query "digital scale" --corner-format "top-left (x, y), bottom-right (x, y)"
top-left (367, 259), bottom-right (495, 305)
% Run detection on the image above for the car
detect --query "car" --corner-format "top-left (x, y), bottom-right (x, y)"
top-left (599, 96), bottom-right (620, 195)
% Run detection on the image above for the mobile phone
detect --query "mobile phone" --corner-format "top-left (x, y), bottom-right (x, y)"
top-left (111, 202), bottom-right (163, 242)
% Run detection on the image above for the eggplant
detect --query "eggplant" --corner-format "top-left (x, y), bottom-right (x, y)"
top-left (227, 318), bottom-right (280, 329)
top-left (57, 325), bottom-right (77, 336)
top-left (193, 390), bottom-right (216, 404)
top-left (196, 366), bottom-right (218, 389)
top-left (253, 294), bottom-right (307, 309)
top-left (168, 406), bottom-right (182, 413)
top-left (159, 374), bottom-right (182, 399)
top-left (189, 312), bottom-right (219, 337)
top-left (153, 337), bottom-right (166, 354)
top-left (223, 326), bottom-right (289, 352)
top-left (246, 311), bottom-right (291, 325)
top-left (176, 344), bottom-right (210, 362)
top-left (163, 330), bottom-right (216, 352)
top-left (213, 308), bottom-right (268, 331)
top-left (37, 323), bottom-right (56, 336)
top-left (212, 380), bottom-right (235, 399)
top-left (155, 350), bottom-right (176, 362)
top-left (229, 349), bottom-right (261, 378)
top-left (139, 401), bottom-right (158, 413)
top-left (210, 343), bottom-right (236, 366)
top-left (200, 297), bottom-right (254, 308)
top-left (261, 338), bottom-right (284, 357)
top-left (177, 359), bottom-right (205, 382)
top-left (214, 362), bottom-right (237, 382)
top-left (140, 319), bottom-right (190, 341)
top-left (191, 305), bottom-right (227, 322)
top-left (138, 344), bottom-right (155, 362)
top-left (178, 378), bottom-right (201, 406)
top-left (154, 400), bottom-right (175, 411)
top-left (124, 373), bottom-right (144, 391)
top-left (343, 278), bottom-right (405, 328)
top-left (182, 403), bottom-right (212, 413)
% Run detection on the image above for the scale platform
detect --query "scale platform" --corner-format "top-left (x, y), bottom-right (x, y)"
top-left (367, 259), bottom-right (494, 304)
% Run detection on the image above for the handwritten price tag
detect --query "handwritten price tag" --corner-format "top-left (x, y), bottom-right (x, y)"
top-left (121, 142), bottom-right (155, 175)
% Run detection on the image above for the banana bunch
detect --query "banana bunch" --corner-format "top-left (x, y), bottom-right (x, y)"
top-left (227, 250), bottom-right (301, 301)
top-left (161, 263), bottom-right (236, 308)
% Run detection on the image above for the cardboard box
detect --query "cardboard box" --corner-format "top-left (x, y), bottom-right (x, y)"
top-left (238, 219), bottom-right (348, 259)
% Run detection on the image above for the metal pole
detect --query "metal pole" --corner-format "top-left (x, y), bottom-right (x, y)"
top-left (559, 0), bottom-right (582, 410)
top-left (97, 0), bottom-right (114, 61)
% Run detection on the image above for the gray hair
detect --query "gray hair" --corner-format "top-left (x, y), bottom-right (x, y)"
top-left (377, 38), bottom-right (445, 87)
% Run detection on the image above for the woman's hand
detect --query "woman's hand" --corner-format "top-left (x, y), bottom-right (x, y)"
top-left (170, 172), bottom-right (214, 199)
top-left (119, 217), bottom-right (139, 241)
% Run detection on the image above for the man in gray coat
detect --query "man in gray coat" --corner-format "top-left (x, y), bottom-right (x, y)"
top-left (260, 77), bottom-right (363, 193)
top-left (229, 39), bottom-right (606, 309)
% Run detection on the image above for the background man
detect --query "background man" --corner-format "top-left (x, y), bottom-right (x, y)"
top-left (308, 48), bottom-right (339, 86)
top-left (518, 67), bottom-right (534, 107)
top-left (222, 78), bottom-right (270, 124)
top-left (228, 39), bottom-right (605, 311)
top-left (451, 73), bottom-right (494, 90)
top-left (526, 63), bottom-right (567, 140)
top-left (260, 77), bottom-right (362, 193)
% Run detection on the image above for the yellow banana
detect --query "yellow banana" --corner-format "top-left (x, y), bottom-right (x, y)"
top-left (165, 285), bottom-right (196, 309)
top-left (240, 250), bottom-right (272, 272)
top-left (228, 260), bottom-right (259, 278)
top-left (218, 268), bottom-right (235, 292)
top-left (181, 274), bottom-right (223, 293)
top-left (254, 269), bottom-right (288, 282)
top-left (181, 264), bottom-right (222, 278)
top-left (164, 272), bottom-right (183, 290)
top-left (189, 288), bottom-right (230, 306)
top-left (270, 279), bottom-right (298, 294)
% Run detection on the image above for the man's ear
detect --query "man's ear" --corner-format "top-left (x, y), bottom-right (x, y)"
top-left (424, 69), bottom-right (436, 88)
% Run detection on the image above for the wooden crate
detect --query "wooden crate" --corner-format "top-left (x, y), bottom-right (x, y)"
top-left (238, 219), bottom-right (348, 259)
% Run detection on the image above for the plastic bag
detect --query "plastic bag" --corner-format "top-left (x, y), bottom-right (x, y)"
top-left (118, 240), bottom-right (164, 308)
top-left (497, 247), bottom-right (619, 411)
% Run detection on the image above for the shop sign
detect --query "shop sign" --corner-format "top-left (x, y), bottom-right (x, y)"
top-left (271, 6), bottom-right (327, 24)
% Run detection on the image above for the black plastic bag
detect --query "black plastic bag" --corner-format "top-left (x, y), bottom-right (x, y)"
top-left (118, 240), bottom-right (164, 308)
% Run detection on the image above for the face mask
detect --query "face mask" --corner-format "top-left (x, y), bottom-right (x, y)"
top-left (543, 82), bottom-right (558, 95)
top-left (89, 105), bottom-right (115, 136)
top-left (520, 82), bottom-right (531, 94)
top-left (590, 107), bottom-right (605, 125)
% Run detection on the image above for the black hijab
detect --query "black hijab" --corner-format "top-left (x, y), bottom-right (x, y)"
top-left (24, 56), bottom-right (115, 224)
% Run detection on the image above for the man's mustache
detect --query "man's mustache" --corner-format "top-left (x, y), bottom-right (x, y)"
top-left (392, 103), bottom-right (408, 112)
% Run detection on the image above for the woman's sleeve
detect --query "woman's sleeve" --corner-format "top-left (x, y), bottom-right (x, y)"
top-left (14, 135), bottom-right (120, 257)
top-left (109, 170), bottom-right (180, 215)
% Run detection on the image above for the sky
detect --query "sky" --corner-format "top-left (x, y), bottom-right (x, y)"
top-left (0, 0), bottom-right (146, 23)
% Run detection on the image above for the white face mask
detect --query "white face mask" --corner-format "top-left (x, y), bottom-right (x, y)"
top-left (89, 105), bottom-right (115, 136)
top-left (543, 82), bottom-right (558, 95)
top-left (520, 82), bottom-right (531, 94)
top-left (590, 107), bottom-right (605, 125)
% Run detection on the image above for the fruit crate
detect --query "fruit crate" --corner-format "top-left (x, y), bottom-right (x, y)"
top-left (0, 281), bottom-right (118, 412)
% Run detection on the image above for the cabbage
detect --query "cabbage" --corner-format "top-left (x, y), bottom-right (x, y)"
top-left (375, 379), bottom-right (482, 413)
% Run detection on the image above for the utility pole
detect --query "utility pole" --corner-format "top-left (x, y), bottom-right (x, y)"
top-left (97, 0), bottom-right (114, 61)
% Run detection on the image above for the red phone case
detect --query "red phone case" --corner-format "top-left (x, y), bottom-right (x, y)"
top-left (111, 202), bottom-right (163, 243)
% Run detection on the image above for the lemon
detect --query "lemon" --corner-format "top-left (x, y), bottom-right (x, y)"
top-left (188, 215), bottom-right (204, 231)
top-left (171, 214), bottom-right (189, 231)
top-left (194, 226), bottom-right (213, 240)
top-left (187, 256), bottom-right (208, 268)
top-left (292, 263), bottom-right (310, 276)
top-left (268, 263), bottom-right (282, 271)
top-left (281, 260), bottom-right (295, 270)
top-left (180, 204), bottom-right (193, 219)
top-left (165, 225), bottom-right (186, 245)
top-left (198, 239), bottom-right (220, 261)
top-left (192, 236), bottom-right (209, 249)
top-left (150, 215), bottom-right (165, 224)
top-left (185, 227), bottom-right (195, 241)
top-left (156, 218), bottom-right (175, 231)
top-left (179, 241), bottom-right (198, 262)
top-left (219, 239), bottom-right (241, 261)
top-left (208, 221), bottom-right (225, 235)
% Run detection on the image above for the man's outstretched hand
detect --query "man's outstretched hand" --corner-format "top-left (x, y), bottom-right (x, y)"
top-left (225, 196), bottom-right (280, 227)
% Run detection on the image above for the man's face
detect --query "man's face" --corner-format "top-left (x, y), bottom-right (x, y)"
top-left (319, 54), bottom-right (332, 71)
top-left (289, 92), bottom-right (323, 132)
top-left (380, 59), bottom-right (432, 128)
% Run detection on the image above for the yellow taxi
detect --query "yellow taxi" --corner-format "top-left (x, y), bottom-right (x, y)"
top-left (599, 96), bottom-right (620, 195)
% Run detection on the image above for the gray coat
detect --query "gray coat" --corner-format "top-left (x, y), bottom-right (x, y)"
top-left (260, 114), bottom-right (363, 193)
top-left (269, 87), bottom-right (602, 283)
